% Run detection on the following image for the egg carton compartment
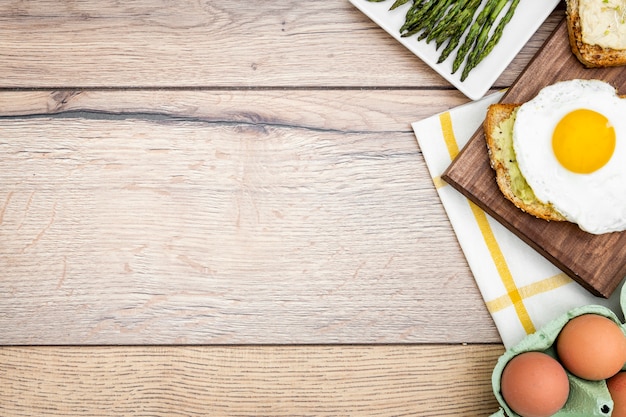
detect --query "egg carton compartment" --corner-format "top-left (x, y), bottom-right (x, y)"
top-left (489, 285), bottom-right (626, 417)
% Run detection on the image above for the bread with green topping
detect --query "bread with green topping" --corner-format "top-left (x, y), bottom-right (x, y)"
top-left (484, 103), bottom-right (567, 222)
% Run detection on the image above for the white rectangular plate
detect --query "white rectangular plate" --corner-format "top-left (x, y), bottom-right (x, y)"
top-left (349, 0), bottom-right (560, 100)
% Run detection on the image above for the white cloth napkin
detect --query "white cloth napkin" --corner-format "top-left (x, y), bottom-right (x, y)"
top-left (412, 92), bottom-right (624, 349)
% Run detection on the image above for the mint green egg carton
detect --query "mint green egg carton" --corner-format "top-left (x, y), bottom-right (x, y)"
top-left (490, 284), bottom-right (626, 417)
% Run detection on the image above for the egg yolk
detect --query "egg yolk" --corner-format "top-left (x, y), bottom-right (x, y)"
top-left (552, 109), bottom-right (615, 174)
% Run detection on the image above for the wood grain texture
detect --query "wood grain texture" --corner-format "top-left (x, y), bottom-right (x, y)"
top-left (0, 344), bottom-right (505, 417)
top-left (0, 89), bottom-right (502, 345)
top-left (0, 1), bottom-right (572, 415)
top-left (442, 19), bottom-right (626, 298)
top-left (0, 1), bottom-right (562, 89)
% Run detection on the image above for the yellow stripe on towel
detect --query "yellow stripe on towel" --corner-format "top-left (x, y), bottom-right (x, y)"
top-left (468, 202), bottom-right (536, 334)
top-left (486, 273), bottom-right (572, 313)
top-left (439, 111), bottom-right (536, 335)
top-left (433, 176), bottom-right (448, 189)
top-left (439, 112), bottom-right (460, 160)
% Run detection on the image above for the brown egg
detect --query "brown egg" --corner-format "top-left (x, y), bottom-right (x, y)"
top-left (501, 351), bottom-right (570, 417)
top-left (608, 372), bottom-right (626, 417)
top-left (556, 314), bottom-right (626, 380)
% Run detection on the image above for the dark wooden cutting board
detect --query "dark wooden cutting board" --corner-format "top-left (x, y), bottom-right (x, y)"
top-left (442, 17), bottom-right (626, 298)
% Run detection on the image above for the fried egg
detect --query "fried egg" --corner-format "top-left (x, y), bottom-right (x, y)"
top-left (513, 79), bottom-right (626, 234)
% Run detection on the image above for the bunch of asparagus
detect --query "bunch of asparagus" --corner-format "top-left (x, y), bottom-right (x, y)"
top-left (368, 0), bottom-right (520, 81)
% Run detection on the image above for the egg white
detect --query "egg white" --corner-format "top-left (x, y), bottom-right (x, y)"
top-left (513, 79), bottom-right (626, 234)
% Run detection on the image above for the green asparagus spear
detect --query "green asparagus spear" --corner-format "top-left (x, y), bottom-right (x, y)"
top-left (401, 0), bottom-right (448, 35)
top-left (461, 0), bottom-right (509, 77)
top-left (461, 0), bottom-right (520, 80)
top-left (474, 0), bottom-right (508, 51)
top-left (481, 0), bottom-right (519, 60)
top-left (402, 0), bottom-right (453, 38)
top-left (400, 1), bottom-right (435, 34)
top-left (436, 0), bottom-right (481, 63)
top-left (460, 0), bottom-right (508, 80)
top-left (452, 0), bottom-right (501, 73)
top-left (390, 0), bottom-right (411, 10)
top-left (417, 0), bottom-right (456, 41)
top-left (426, 0), bottom-right (470, 45)
top-left (432, 0), bottom-right (480, 44)
top-left (433, 0), bottom-right (474, 48)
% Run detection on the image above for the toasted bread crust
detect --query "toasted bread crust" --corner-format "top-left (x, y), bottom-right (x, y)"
top-left (567, 0), bottom-right (626, 68)
top-left (484, 104), bottom-right (568, 222)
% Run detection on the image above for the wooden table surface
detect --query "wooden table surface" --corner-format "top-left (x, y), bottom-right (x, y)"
top-left (0, 1), bottom-right (564, 415)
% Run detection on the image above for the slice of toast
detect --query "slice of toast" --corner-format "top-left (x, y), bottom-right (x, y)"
top-left (484, 103), bottom-right (567, 222)
top-left (566, 0), bottom-right (626, 68)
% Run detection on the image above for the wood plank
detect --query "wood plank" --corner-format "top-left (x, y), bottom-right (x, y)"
top-left (0, 344), bottom-right (505, 417)
top-left (0, 89), bottom-right (470, 128)
top-left (442, 19), bottom-right (626, 298)
top-left (0, 1), bottom-right (562, 89)
top-left (0, 89), bottom-right (499, 345)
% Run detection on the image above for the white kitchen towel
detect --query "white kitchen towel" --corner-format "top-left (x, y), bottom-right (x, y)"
top-left (412, 91), bottom-right (624, 349)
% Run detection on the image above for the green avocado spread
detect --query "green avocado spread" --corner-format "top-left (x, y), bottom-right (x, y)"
top-left (492, 110), bottom-right (539, 206)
